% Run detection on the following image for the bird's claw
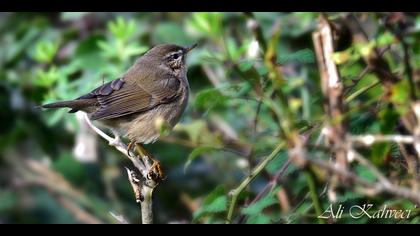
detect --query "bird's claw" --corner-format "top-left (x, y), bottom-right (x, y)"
top-left (127, 140), bottom-right (135, 157)
top-left (147, 160), bottom-right (166, 181)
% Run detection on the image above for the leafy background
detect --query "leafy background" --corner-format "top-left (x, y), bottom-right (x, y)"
top-left (0, 12), bottom-right (419, 224)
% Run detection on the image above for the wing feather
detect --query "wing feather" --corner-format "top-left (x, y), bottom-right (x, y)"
top-left (86, 75), bottom-right (181, 120)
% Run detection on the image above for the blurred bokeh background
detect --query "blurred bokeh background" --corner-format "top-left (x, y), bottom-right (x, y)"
top-left (0, 12), bottom-right (419, 224)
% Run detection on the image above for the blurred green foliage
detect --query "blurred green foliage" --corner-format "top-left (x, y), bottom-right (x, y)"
top-left (0, 12), bottom-right (419, 224)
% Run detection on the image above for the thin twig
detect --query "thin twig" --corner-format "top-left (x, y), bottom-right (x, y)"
top-left (344, 66), bottom-right (371, 96)
top-left (350, 134), bottom-right (415, 146)
top-left (349, 149), bottom-right (392, 187)
top-left (293, 153), bottom-right (420, 205)
top-left (253, 99), bottom-right (263, 135)
top-left (226, 142), bottom-right (284, 223)
top-left (412, 102), bottom-right (420, 158)
top-left (56, 195), bottom-right (103, 224)
top-left (202, 65), bottom-right (223, 87)
top-left (109, 212), bottom-right (130, 224)
top-left (238, 159), bottom-right (291, 224)
top-left (9, 158), bottom-right (105, 223)
top-left (401, 38), bottom-right (417, 100)
top-left (305, 171), bottom-right (325, 224)
top-left (250, 159), bottom-right (291, 205)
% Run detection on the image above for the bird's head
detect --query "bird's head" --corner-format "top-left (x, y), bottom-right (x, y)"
top-left (145, 43), bottom-right (197, 71)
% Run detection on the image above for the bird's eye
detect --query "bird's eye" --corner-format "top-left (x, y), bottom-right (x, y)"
top-left (172, 53), bottom-right (180, 60)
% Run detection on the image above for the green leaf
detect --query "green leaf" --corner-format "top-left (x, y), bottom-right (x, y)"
top-left (371, 107), bottom-right (399, 164)
top-left (97, 40), bottom-right (113, 54)
top-left (32, 40), bottom-right (60, 63)
top-left (0, 190), bottom-right (17, 211)
top-left (278, 48), bottom-right (315, 64)
top-left (152, 22), bottom-right (191, 45)
top-left (108, 17), bottom-right (137, 41)
top-left (376, 32), bottom-right (396, 47)
top-left (203, 195), bottom-right (227, 213)
top-left (235, 82), bottom-right (253, 97)
top-left (188, 12), bottom-right (222, 39)
top-left (191, 13), bottom-right (212, 34)
top-left (226, 38), bottom-right (250, 60)
top-left (226, 38), bottom-right (238, 60)
top-left (238, 60), bottom-right (256, 72)
top-left (246, 214), bottom-right (273, 224)
top-left (193, 186), bottom-right (228, 222)
top-left (194, 88), bottom-right (228, 110)
top-left (391, 80), bottom-right (410, 104)
top-left (333, 51), bottom-right (351, 65)
top-left (355, 165), bottom-right (376, 183)
top-left (390, 80), bottom-right (410, 114)
top-left (237, 60), bottom-right (262, 94)
top-left (184, 146), bottom-right (218, 173)
top-left (5, 27), bottom-right (40, 63)
top-left (33, 66), bottom-right (61, 87)
top-left (379, 107), bottom-right (399, 134)
top-left (123, 43), bottom-right (148, 57)
top-left (242, 189), bottom-right (278, 216)
top-left (372, 143), bottom-right (392, 165)
top-left (265, 150), bottom-right (293, 175)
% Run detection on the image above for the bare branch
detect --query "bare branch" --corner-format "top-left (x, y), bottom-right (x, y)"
top-left (82, 112), bottom-right (160, 224)
top-left (292, 152), bottom-right (420, 205)
top-left (56, 195), bottom-right (103, 224)
top-left (350, 134), bottom-right (415, 146)
top-left (109, 212), bottom-right (130, 224)
top-left (8, 159), bottom-right (104, 224)
top-left (313, 15), bottom-right (349, 187)
top-left (349, 149), bottom-right (392, 187)
top-left (125, 167), bottom-right (143, 203)
top-left (412, 102), bottom-right (420, 158)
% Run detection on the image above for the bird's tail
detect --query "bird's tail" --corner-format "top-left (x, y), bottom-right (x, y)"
top-left (39, 99), bottom-right (95, 113)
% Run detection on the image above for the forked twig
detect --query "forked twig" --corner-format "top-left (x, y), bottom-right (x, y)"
top-left (82, 112), bottom-right (160, 224)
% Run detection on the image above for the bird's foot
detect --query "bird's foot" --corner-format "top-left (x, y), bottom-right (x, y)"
top-left (147, 159), bottom-right (166, 182)
top-left (134, 143), bottom-right (166, 182)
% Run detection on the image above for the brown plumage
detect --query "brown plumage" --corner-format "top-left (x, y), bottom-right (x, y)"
top-left (41, 43), bottom-right (196, 145)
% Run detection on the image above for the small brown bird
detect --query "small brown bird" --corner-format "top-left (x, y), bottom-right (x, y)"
top-left (41, 44), bottom-right (196, 167)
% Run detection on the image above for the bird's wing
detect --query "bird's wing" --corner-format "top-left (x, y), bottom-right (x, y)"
top-left (79, 75), bottom-right (181, 120)
top-left (77, 78), bottom-right (126, 99)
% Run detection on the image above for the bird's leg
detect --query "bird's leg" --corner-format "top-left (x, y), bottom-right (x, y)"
top-left (135, 144), bottom-right (165, 181)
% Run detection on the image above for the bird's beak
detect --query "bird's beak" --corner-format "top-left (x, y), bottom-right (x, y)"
top-left (184, 43), bottom-right (198, 54)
